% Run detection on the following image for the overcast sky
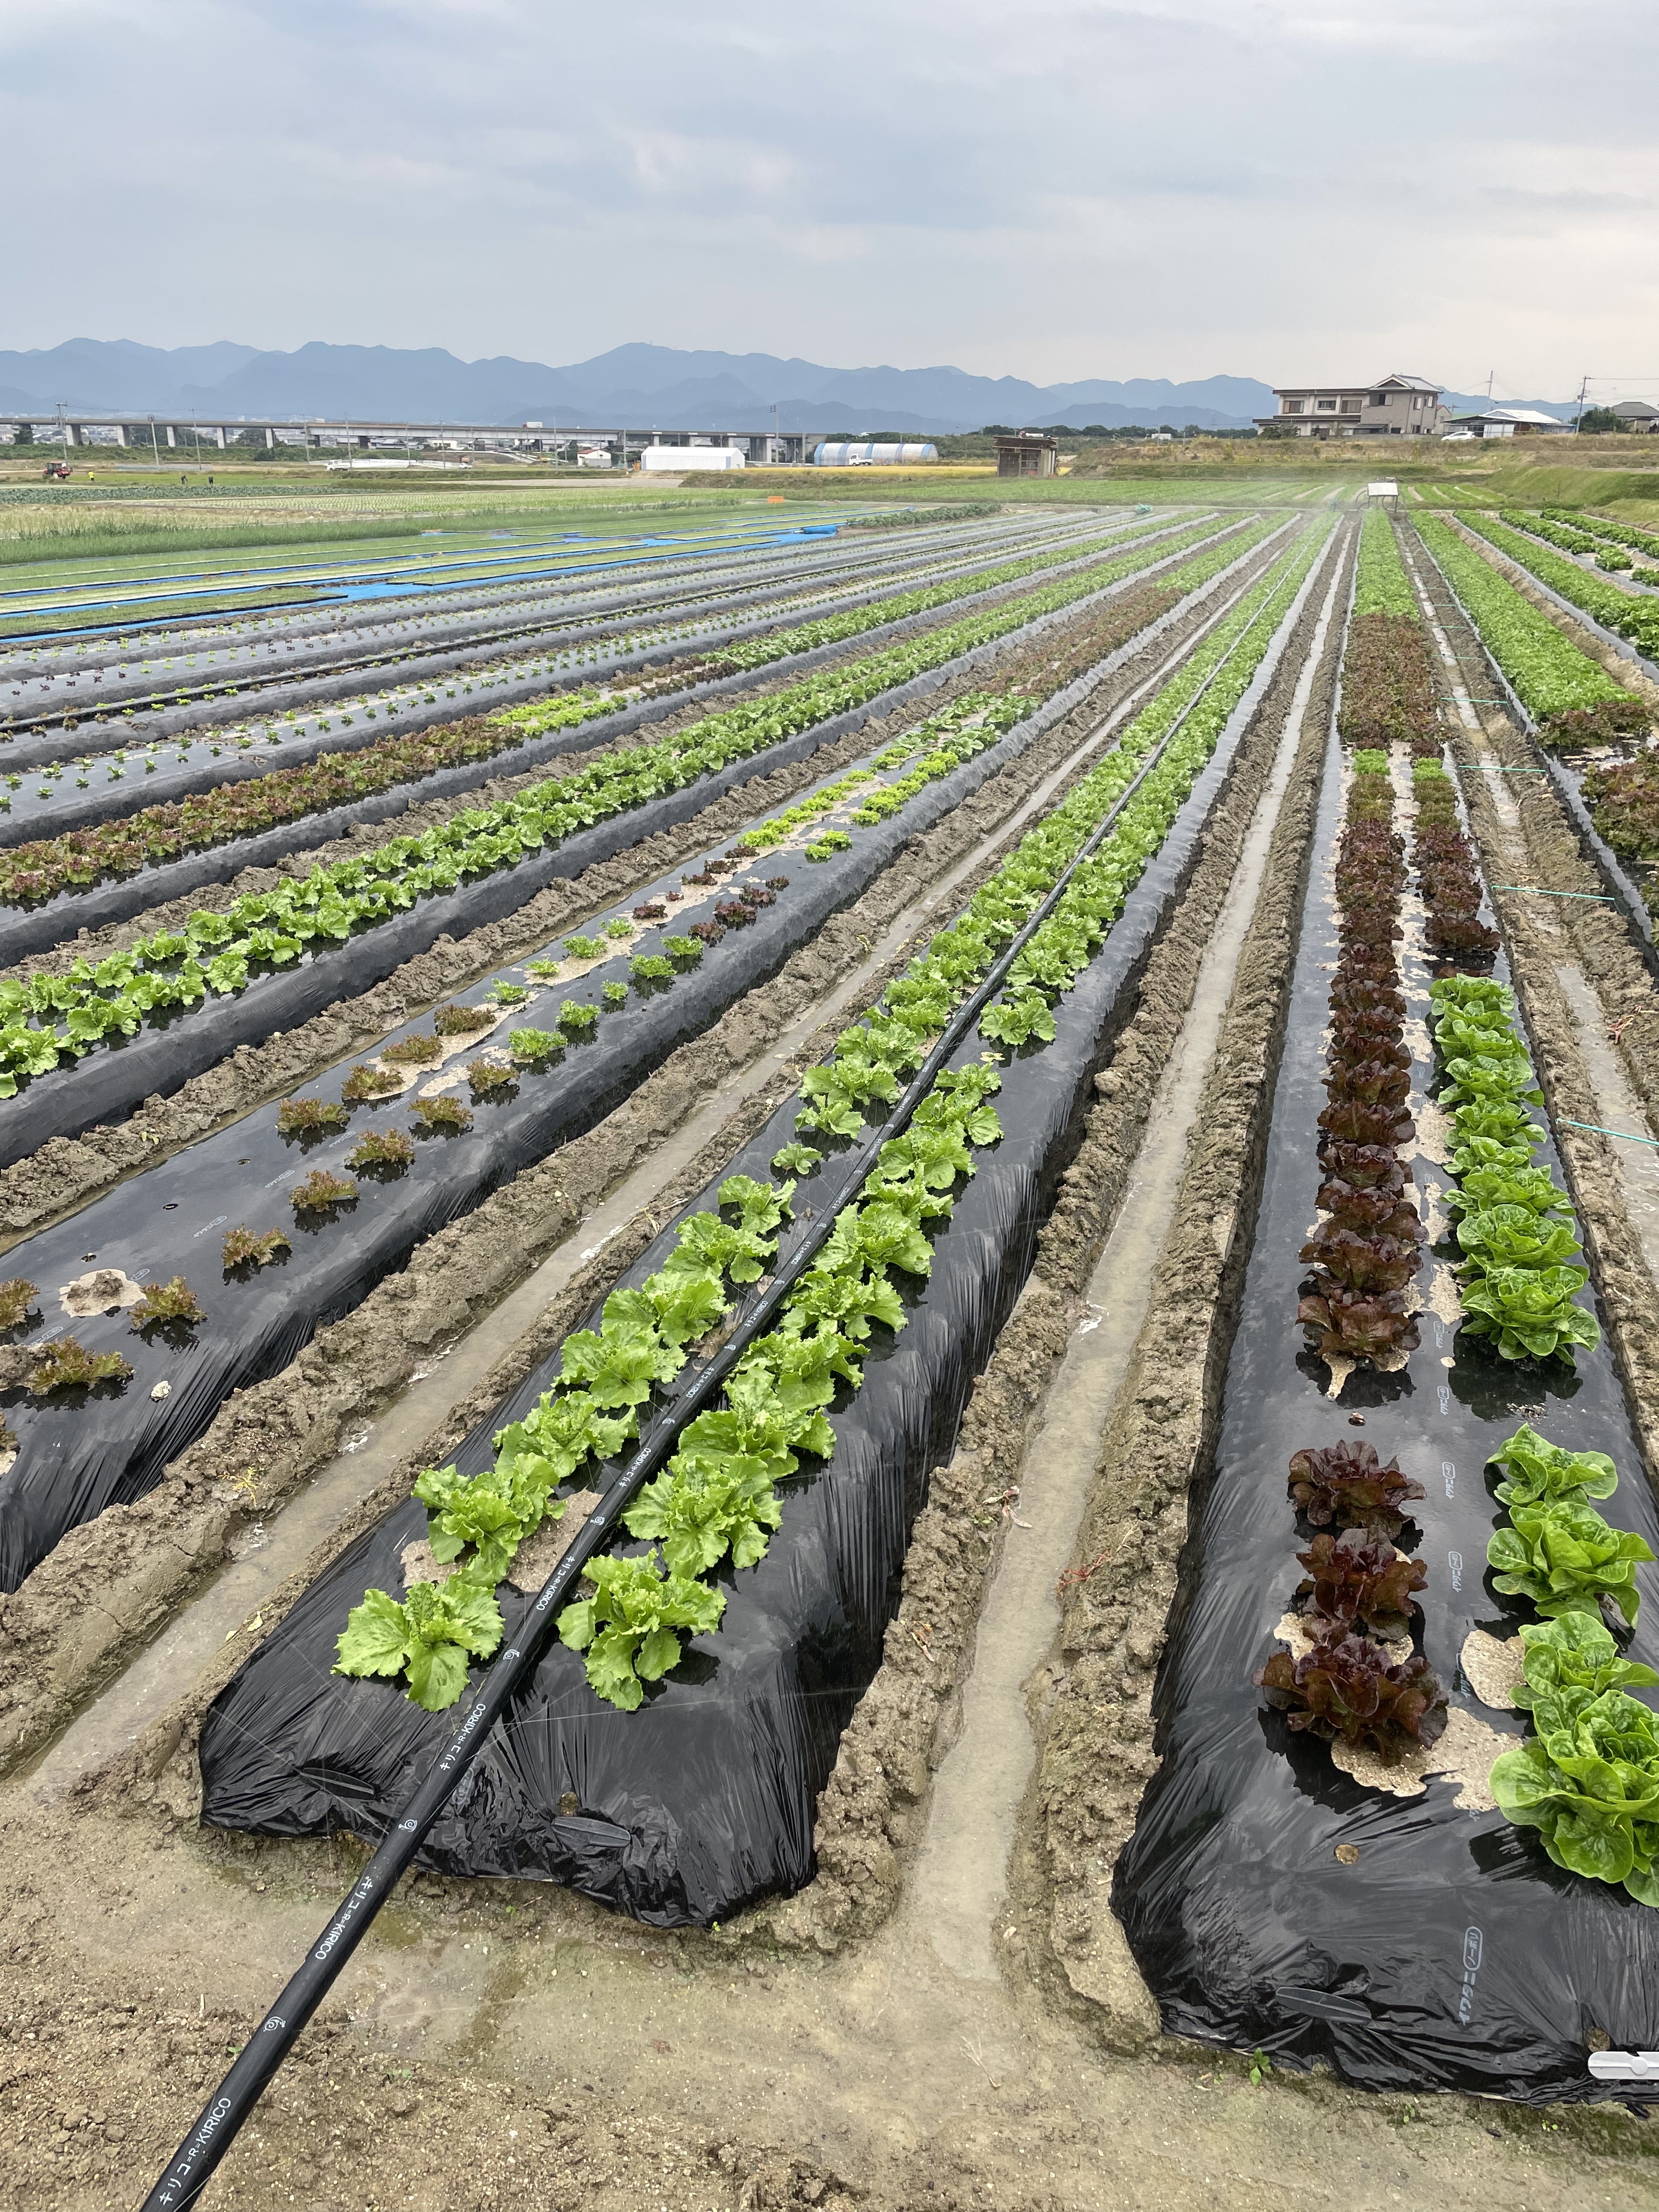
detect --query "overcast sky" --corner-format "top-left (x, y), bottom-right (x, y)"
top-left (5, 0), bottom-right (1655, 397)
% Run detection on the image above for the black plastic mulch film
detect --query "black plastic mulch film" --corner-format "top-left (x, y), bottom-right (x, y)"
top-left (1114, 715), bottom-right (1659, 2104)
top-left (0, 517), bottom-right (1199, 961)
top-left (195, 528), bottom-right (1334, 1928)
top-left (0, 631), bottom-right (1143, 1593)
top-left (1, 507), bottom-right (1150, 786)
top-left (0, 536), bottom-right (1269, 1591)
top-left (0, 517), bottom-right (1252, 1171)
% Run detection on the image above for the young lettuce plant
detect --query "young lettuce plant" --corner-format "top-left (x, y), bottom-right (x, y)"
top-left (1487, 1496), bottom-right (1653, 1626)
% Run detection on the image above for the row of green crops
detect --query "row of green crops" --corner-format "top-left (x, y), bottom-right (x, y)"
top-left (1413, 516), bottom-right (1638, 736)
top-left (0, 521), bottom-right (1282, 1099)
top-left (334, 522), bottom-right (1329, 1713)
top-left (1543, 507), bottom-right (1659, 568)
top-left (1457, 510), bottom-right (1659, 664)
top-left (1483, 1425), bottom-right (1659, 1906)
top-left (1501, 510), bottom-right (1633, 568)
top-left (1352, 509), bottom-right (1419, 618)
top-left (1428, 971), bottom-right (1600, 1364)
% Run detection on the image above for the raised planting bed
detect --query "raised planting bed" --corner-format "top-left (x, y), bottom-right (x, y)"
top-left (1115, 684), bottom-right (1659, 2101)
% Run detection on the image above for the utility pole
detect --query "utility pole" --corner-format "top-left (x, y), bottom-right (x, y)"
top-left (1486, 370), bottom-right (1494, 400)
top-left (148, 415), bottom-right (161, 472)
top-left (1573, 375), bottom-right (1588, 433)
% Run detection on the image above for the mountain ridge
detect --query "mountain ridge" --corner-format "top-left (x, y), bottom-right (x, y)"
top-left (0, 341), bottom-right (1585, 435)
top-left (0, 339), bottom-right (1277, 433)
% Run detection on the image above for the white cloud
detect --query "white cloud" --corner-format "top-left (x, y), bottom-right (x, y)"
top-left (0, 0), bottom-right (1651, 393)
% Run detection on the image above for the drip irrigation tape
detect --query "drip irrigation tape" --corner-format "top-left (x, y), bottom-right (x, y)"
top-left (156, 528), bottom-right (1330, 2212)
top-left (1115, 719), bottom-right (1659, 2102)
top-left (1560, 1118), bottom-right (1659, 1146)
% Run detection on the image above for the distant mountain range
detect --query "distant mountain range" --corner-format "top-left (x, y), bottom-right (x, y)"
top-left (0, 340), bottom-right (1276, 433)
top-left (0, 341), bottom-right (1587, 435)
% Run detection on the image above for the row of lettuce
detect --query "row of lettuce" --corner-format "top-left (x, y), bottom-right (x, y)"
top-left (334, 523), bottom-right (1328, 1713)
top-left (0, 689), bottom-right (1026, 1420)
top-left (0, 520), bottom-right (1275, 1105)
top-left (0, 516), bottom-right (1189, 907)
top-left (1413, 515), bottom-right (1645, 745)
top-left (0, 534), bottom-right (1240, 1529)
top-left (1271, 516), bottom-right (1659, 1912)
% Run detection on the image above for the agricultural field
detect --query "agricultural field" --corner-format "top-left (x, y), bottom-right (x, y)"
top-left (6, 484), bottom-right (1659, 2212)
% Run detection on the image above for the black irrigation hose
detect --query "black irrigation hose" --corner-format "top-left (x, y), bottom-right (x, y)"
top-left (139, 527), bottom-right (1317, 2210)
top-left (1407, 527), bottom-right (1659, 990)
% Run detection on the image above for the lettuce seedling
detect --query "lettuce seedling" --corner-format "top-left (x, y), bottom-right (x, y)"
top-left (602, 981), bottom-right (628, 1007)
top-left (558, 1000), bottom-right (599, 1032)
top-left (334, 1576), bottom-right (505, 1712)
top-left (129, 1275), bottom-right (206, 1329)
top-left (221, 1224), bottom-right (289, 1271)
top-left (1288, 1442), bottom-right (1425, 1538)
top-left (556, 1548), bottom-right (726, 1712)
top-left (1459, 1264), bottom-right (1600, 1364)
top-left (290, 1169), bottom-right (357, 1213)
top-left (465, 1058), bottom-right (517, 1096)
top-left (509, 1026), bottom-right (565, 1064)
top-left (276, 1097), bottom-right (347, 1136)
top-left (433, 1002), bottom-right (495, 1036)
top-left (1256, 1630), bottom-right (1448, 1762)
top-left (0, 1277), bottom-right (39, 1332)
top-left (411, 1095), bottom-right (473, 1133)
top-left (1295, 1530), bottom-right (1427, 1638)
top-left (26, 1336), bottom-right (133, 1393)
top-left (1488, 1497), bottom-right (1653, 1624)
top-left (381, 1032), bottom-right (443, 1065)
top-left (347, 1128), bottom-right (414, 1172)
top-left (1489, 1424), bottom-right (1619, 1508)
top-left (341, 1064), bottom-right (402, 1104)
top-left (771, 1142), bottom-right (822, 1177)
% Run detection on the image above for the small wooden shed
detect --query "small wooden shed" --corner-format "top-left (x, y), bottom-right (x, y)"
top-left (995, 434), bottom-right (1058, 478)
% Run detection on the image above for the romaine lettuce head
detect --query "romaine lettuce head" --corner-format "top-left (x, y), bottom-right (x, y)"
top-left (1455, 1204), bottom-right (1584, 1273)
